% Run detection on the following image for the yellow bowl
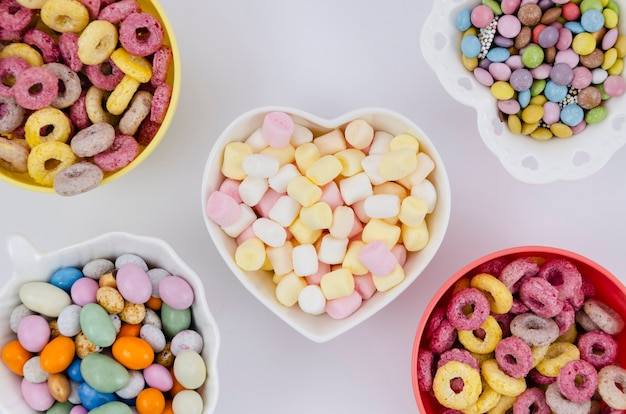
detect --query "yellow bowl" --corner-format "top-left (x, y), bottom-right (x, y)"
top-left (0, 0), bottom-right (180, 194)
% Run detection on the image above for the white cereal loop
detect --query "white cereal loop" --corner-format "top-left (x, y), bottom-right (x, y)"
top-left (298, 285), bottom-right (326, 316)
top-left (242, 153), bottom-right (279, 178)
top-left (292, 244), bottom-right (318, 277)
top-left (363, 194), bottom-right (400, 219)
top-left (252, 217), bottom-right (287, 248)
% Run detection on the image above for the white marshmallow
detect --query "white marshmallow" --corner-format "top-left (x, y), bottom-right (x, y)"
top-left (266, 241), bottom-right (294, 276)
top-left (338, 172), bottom-right (373, 205)
top-left (368, 130), bottom-right (393, 154)
top-left (292, 244), bottom-right (319, 276)
top-left (244, 128), bottom-right (268, 151)
top-left (411, 178), bottom-right (437, 214)
top-left (268, 195), bottom-right (301, 227)
top-left (329, 205), bottom-right (355, 239)
top-left (290, 124), bottom-right (314, 147)
top-left (268, 163), bottom-right (300, 193)
top-left (317, 235), bottom-right (349, 264)
top-left (221, 204), bottom-right (257, 238)
top-left (398, 152), bottom-right (435, 188)
top-left (298, 284), bottom-right (326, 315)
top-left (239, 176), bottom-right (268, 206)
top-left (363, 194), bottom-right (400, 219)
top-left (361, 154), bottom-right (386, 185)
top-left (252, 217), bottom-right (287, 248)
top-left (242, 154), bottom-right (280, 178)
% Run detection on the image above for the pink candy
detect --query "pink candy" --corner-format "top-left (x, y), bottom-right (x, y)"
top-left (470, 5), bottom-right (494, 28)
top-left (261, 111), bottom-right (294, 149)
top-left (115, 263), bottom-right (153, 304)
top-left (159, 275), bottom-right (194, 310)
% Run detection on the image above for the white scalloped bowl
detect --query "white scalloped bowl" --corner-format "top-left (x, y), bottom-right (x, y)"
top-left (0, 232), bottom-right (220, 414)
top-left (421, 0), bottom-right (626, 184)
top-left (201, 106), bottom-right (451, 343)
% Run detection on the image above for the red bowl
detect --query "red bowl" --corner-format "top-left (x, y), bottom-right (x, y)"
top-left (411, 246), bottom-right (626, 413)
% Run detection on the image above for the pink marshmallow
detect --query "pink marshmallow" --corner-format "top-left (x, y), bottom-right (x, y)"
top-left (255, 188), bottom-right (283, 218)
top-left (219, 178), bottom-right (242, 203)
top-left (319, 181), bottom-right (344, 210)
top-left (358, 240), bottom-right (397, 277)
top-left (348, 212), bottom-right (363, 239)
top-left (305, 262), bottom-right (330, 285)
top-left (235, 225), bottom-right (256, 245)
top-left (326, 291), bottom-right (363, 319)
top-left (261, 111), bottom-right (294, 149)
top-left (391, 244), bottom-right (407, 267)
top-left (354, 273), bottom-right (376, 300)
top-left (205, 191), bottom-right (241, 227)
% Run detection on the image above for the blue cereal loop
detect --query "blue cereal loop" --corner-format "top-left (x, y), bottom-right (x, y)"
top-left (581, 9), bottom-right (605, 33)
top-left (544, 81), bottom-right (568, 102)
top-left (561, 104), bottom-right (584, 126)
top-left (518, 89), bottom-right (531, 108)
top-left (456, 8), bottom-right (472, 32)
top-left (461, 35), bottom-right (482, 58)
top-left (564, 21), bottom-right (586, 34)
top-left (486, 47), bottom-right (511, 63)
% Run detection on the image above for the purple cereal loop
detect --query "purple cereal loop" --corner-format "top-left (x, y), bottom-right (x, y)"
top-left (416, 348), bottom-right (435, 393)
top-left (69, 90), bottom-right (91, 131)
top-left (119, 12), bottom-right (164, 57)
top-left (151, 45), bottom-right (172, 87)
top-left (85, 58), bottom-right (125, 91)
top-left (0, 57), bottom-right (30, 98)
top-left (583, 298), bottom-right (625, 335)
top-left (93, 133), bottom-right (139, 171)
top-left (498, 257), bottom-right (539, 293)
top-left (509, 297), bottom-right (530, 314)
top-left (429, 318), bottom-right (457, 355)
top-left (12, 66), bottom-right (59, 110)
top-left (471, 257), bottom-right (511, 278)
top-left (23, 28), bottom-right (60, 64)
top-left (98, 0), bottom-right (141, 24)
top-left (578, 330), bottom-right (619, 369)
top-left (557, 359), bottom-right (598, 403)
top-left (519, 277), bottom-right (564, 318)
top-left (425, 306), bottom-right (446, 344)
top-left (136, 118), bottom-right (160, 146)
top-left (529, 368), bottom-right (556, 386)
top-left (150, 83), bottom-right (172, 124)
top-left (495, 336), bottom-right (533, 378)
top-left (554, 301), bottom-right (575, 335)
top-left (436, 348), bottom-right (479, 371)
top-left (0, 0), bottom-right (35, 31)
top-left (58, 32), bottom-right (83, 73)
top-left (513, 387), bottom-right (551, 414)
top-left (538, 258), bottom-right (582, 301)
top-left (491, 312), bottom-right (512, 337)
top-left (446, 287), bottom-right (490, 331)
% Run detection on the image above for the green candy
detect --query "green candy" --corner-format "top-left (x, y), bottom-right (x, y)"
top-left (80, 353), bottom-right (130, 393)
top-left (88, 401), bottom-right (133, 414)
top-left (521, 45), bottom-right (544, 69)
top-left (530, 79), bottom-right (546, 96)
top-left (585, 106), bottom-right (608, 124)
top-left (80, 303), bottom-right (117, 347)
top-left (482, 0), bottom-right (502, 15)
top-left (161, 302), bottom-right (191, 338)
top-left (580, 0), bottom-right (604, 13)
top-left (606, 1), bottom-right (620, 16)
top-left (46, 402), bottom-right (73, 414)
top-left (596, 84), bottom-right (611, 100)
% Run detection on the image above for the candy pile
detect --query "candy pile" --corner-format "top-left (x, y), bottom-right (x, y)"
top-left (457, 0), bottom-right (626, 140)
top-left (206, 111), bottom-right (438, 319)
top-left (1, 253), bottom-right (207, 414)
top-left (0, 0), bottom-right (174, 195)
top-left (416, 255), bottom-right (626, 413)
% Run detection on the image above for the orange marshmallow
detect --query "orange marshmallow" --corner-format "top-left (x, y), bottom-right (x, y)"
top-left (344, 118), bottom-right (374, 149)
top-left (266, 241), bottom-right (294, 276)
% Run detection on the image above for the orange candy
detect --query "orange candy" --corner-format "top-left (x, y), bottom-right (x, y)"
top-left (169, 366), bottom-right (186, 397)
top-left (1, 340), bottom-right (32, 376)
top-left (118, 323), bottom-right (141, 337)
top-left (146, 296), bottom-right (162, 310)
top-left (40, 335), bottom-right (75, 374)
top-left (162, 400), bottom-right (174, 414)
top-left (112, 336), bottom-right (154, 370)
top-left (136, 387), bottom-right (165, 414)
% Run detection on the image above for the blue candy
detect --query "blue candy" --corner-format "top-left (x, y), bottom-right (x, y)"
top-left (581, 9), bottom-right (605, 33)
top-left (67, 358), bottom-right (83, 383)
top-left (461, 35), bottom-right (482, 58)
top-left (50, 267), bottom-right (84, 292)
top-left (561, 104), bottom-right (584, 126)
top-left (486, 47), bottom-right (510, 63)
top-left (564, 21), bottom-right (585, 34)
top-left (456, 8), bottom-right (472, 31)
top-left (78, 382), bottom-right (117, 411)
top-left (518, 89), bottom-right (531, 108)
top-left (544, 81), bottom-right (568, 102)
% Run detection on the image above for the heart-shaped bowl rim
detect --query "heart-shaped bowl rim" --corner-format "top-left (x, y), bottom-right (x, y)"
top-left (0, 232), bottom-right (220, 413)
top-left (420, 0), bottom-right (626, 184)
top-left (201, 106), bottom-right (452, 343)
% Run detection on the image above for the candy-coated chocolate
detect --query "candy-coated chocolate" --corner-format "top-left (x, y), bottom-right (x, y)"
top-left (80, 353), bottom-right (130, 393)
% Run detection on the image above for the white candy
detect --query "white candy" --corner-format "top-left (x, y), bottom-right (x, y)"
top-left (268, 163), bottom-right (300, 193)
top-left (290, 124), bottom-right (314, 146)
top-left (242, 153), bottom-right (279, 178)
top-left (338, 172), bottom-right (373, 205)
top-left (244, 128), bottom-right (268, 151)
top-left (363, 194), bottom-right (400, 219)
top-left (268, 195), bottom-right (301, 227)
top-left (292, 244), bottom-right (319, 276)
top-left (368, 130), bottom-right (393, 154)
top-left (221, 204), bottom-right (257, 238)
top-left (298, 285), bottom-right (326, 315)
top-left (411, 178), bottom-right (437, 213)
top-left (317, 234), bottom-right (349, 264)
top-left (329, 205), bottom-right (355, 239)
top-left (592, 68), bottom-right (608, 85)
top-left (238, 176), bottom-right (268, 206)
top-left (360, 154), bottom-right (386, 185)
top-left (252, 217), bottom-right (287, 248)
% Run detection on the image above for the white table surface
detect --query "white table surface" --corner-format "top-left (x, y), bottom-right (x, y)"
top-left (2, 1), bottom-right (626, 413)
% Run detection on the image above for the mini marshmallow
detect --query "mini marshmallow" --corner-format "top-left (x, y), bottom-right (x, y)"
top-left (320, 268), bottom-right (355, 300)
top-left (402, 221), bottom-right (430, 252)
top-left (341, 240), bottom-right (369, 275)
top-left (221, 204), bottom-right (257, 238)
top-left (389, 133), bottom-right (420, 152)
top-left (313, 129), bottom-right (346, 156)
top-left (275, 272), bottom-right (307, 307)
top-left (411, 178), bottom-right (438, 214)
top-left (391, 244), bottom-right (408, 267)
top-left (317, 235), bottom-right (349, 265)
top-left (358, 240), bottom-right (397, 277)
top-left (335, 148), bottom-right (365, 177)
top-left (255, 188), bottom-right (283, 218)
top-left (354, 273), bottom-right (377, 300)
top-left (244, 128), bottom-right (268, 151)
top-left (363, 194), bottom-right (400, 219)
top-left (294, 142), bottom-right (321, 174)
top-left (268, 163), bottom-right (300, 193)
top-left (290, 123), bottom-right (314, 147)
top-left (242, 153), bottom-right (280, 178)
top-left (348, 214), bottom-right (364, 239)
top-left (238, 176), bottom-right (268, 207)
top-left (235, 225), bottom-right (256, 245)
top-left (361, 218), bottom-right (401, 249)
top-left (299, 202), bottom-right (332, 230)
top-left (326, 290), bottom-right (362, 319)
top-left (319, 181), bottom-right (344, 210)
top-left (287, 176), bottom-right (322, 207)
top-left (329, 205), bottom-right (355, 239)
top-left (379, 148), bottom-right (417, 181)
top-left (234, 237), bottom-right (266, 271)
top-left (305, 261), bottom-right (330, 285)
top-left (266, 241), bottom-right (294, 276)
top-left (298, 285), bottom-right (326, 315)
top-left (268, 195), bottom-right (301, 227)
top-left (260, 144), bottom-right (295, 166)
top-left (344, 119), bottom-right (374, 149)
top-left (373, 181), bottom-right (408, 199)
top-left (218, 178), bottom-right (242, 203)
top-left (351, 199), bottom-right (370, 224)
top-left (397, 152), bottom-right (435, 189)
top-left (292, 244), bottom-right (319, 277)
top-left (252, 217), bottom-right (287, 248)
top-left (399, 195), bottom-right (428, 226)
top-left (221, 142), bottom-right (253, 180)
top-left (338, 172), bottom-right (373, 205)
top-left (305, 155), bottom-right (342, 186)
top-left (372, 263), bottom-right (405, 292)
top-left (205, 191), bottom-right (240, 227)
top-left (261, 111), bottom-right (294, 149)
top-left (368, 130), bottom-right (393, 154)
top-left (288, 218), bottom-right (323, 245)
top-left (361, 154), bottom-right (386, 185)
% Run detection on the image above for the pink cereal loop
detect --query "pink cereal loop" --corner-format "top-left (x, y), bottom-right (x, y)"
top-left (119, 12), bottom-right (164, 57)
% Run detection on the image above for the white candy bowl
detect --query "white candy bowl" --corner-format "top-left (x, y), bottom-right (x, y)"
top-left (201, 106), bottom-right (451, 343)
top-left (421, 0), bottom-right (626, 184)
top-left (0, 232), bottom-right (220, 414)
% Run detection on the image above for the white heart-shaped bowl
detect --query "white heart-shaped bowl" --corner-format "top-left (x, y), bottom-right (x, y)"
top-left (0, 232), bottom-right (220, 413)
top-left (201, 106), bottom-right (451, 343)
top-left (421, 0), bottom-right (626, 184)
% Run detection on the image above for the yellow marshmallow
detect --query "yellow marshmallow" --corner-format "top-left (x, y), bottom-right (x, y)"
top-left (288, 218), bottom-right (323, 245)
top-left (372, 263), bottom-right (405, 292)
top-left (221, 142), bottom-right (253, 180)
top-left (273, 271), bottom-right (288, 284)
top-left (362, 219), bottom-right (401, 250)
top-left (275, 272), bottom-right (307, 307)
top-left (402, 221), bottom-right (430, 252)
top-left (379, 148), bottom-right (417, 181)
top-left (397, 152), bottom-right (436, 189)
top-left (329, 205), bottom-right (355, 239)
top-left (341, 240), bottom-right (369, 275)
top-left (266, 241), bottom-right (294, 276)
top-left (261, 254), bottom-right (274, 271)
top-left (260, 144), bottom-right (295, 166)
top-left (305, 155), bottom-right (342, 185)
top-left (399, 196), bottom-right (428, 226)
top-left (320, 268), bottom-right (355, 300)
top-left (287, 175), bottom-right (322, 207)
top-left (389, 133), bottom-right (420, 153)
top-left (234, 237), bottom-right (266, 271)
top-left (334, 149), bottom-right (365, 177)
top-left (313, 129), bottom-right (346, 155)
top-left (299, 202), bottom-right (332, 230)
top-left (344, 119), bottom-right (374, 149)
top-left (373, 182), bottom-right (408, 199)
top-left (294, 142), bottom-right (321, 174)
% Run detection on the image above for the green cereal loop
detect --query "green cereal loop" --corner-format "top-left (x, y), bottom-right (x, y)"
top-left (522, 45), bottom-right (544, 69)
top-left (482, 0), bottom-right (503, 15)
top-left (530, 79), bottom-right (546, 96)
top-left (606, 1), bottom-right (620, 17)
top-left (585, 106), bottom-right (607, 124)
top-left (580, 0), bottom-right (604, 13)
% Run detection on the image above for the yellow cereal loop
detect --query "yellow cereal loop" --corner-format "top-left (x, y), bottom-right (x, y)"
top-left (535, 342), bottom-right (580, 377)
top-left (401, 221), bottom-right (430, 252)
top-left (521, 104), bottom-right (544, 123)
top-left (372, 263), bottom-right (405, 292)
top-left (389, 133), bottom-right (420, 152)
top-left (550, 122), bottom-right (573, 138)
top-left (481, 359), bottom-right (527, 397)
top-left (470, 273), bottom-right (513, 314)
top-left (288, 218), bottom-right (322, 245)
top-left (41, 0), bottom-right (89, 33)
top-left (603, 9), bottom-right (618, 29)
top-left (530, 127), bottom-right (553, 141)
top-left (287, 175), bottom-right (322, 207)
top-left (608, 58), bottom-right (624, 75)
top-left (27, 141), bottom-right (77, 186)
top-left (106, 75), bottom-right (140, 115)
top-left (221, 141), bottom-right (253, 180)
top-left (16, 0), bottom-right (47, 8)
top-left (234, 237), bottom-right (266, 271)
top-left (458, 316), bottom-right (502, 354)
top-left (110, 48), bottom-right (153, 83)
top-left (299, 202), bottom-right (332, 230)
top-left (334, 149), bottom-right (365, 177)
top-left (486, 394), bottom-right (516, 414)
top-left (470, 351), bottom-right (494, 366)
top-left (275, 272), bottom-right (307, 307)
top-left (433, 361), bottom-right (482, 410)
top-left (85, 86), bottom-right (119, 125)
top-left (305, 155), bottom-right (342, 185)
top-left (77, 20), bottom-right (118, 65)
top-left (490, 81), bottom-right (515, 100)
top-left (361, 219), bottom-right (401, 250)
top-left (379, 148), bottom-right (417, 181)
top-left (602, 48), bottom-right (618, 70)
top-left (462, 54), bottom-right (479, 71)
top-left (462, 384), bottom-right (502, 414)
top-left (320, 268), bottom-right (354, 300)
top-left (260, 144), bottom-right (295, 166)
top-left (507, 115), bottom-right (522, 134)
top-left (557, 323), bottom-right (578, 343)
top-left (453, 277), bottom-right (471, 295)
top-left (24, 108), bottom-right (72, 148)
top-left (572, 32), bottom-right (597, 55)
top-left (0, 43), bottom-right (43, 66)
top-left (531, 344), bottom-right (550, 368)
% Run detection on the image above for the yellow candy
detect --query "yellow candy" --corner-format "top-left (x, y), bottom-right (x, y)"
top-left (299, 202), bottom-right (332, 230)
top-left (110, 48), bottom-right (153, 83)
top-left (288, 218), bottom-right (322, 245)
top-left (481, 359), bottom-right (526, 397)
top-left (16, 0), bottom-right (47, 8)
top-left (490, 81), bottom-right (515, 100)
top-left (462, 54), bottom-right (479, 71)
top-left (470, 273), bottom-right (513, 314)
top-left (106, 75), bottom-right (140, 115)
top-left (401, 221), bottom-right (430, 252)
top-left (389, 133), bottom-right (420, 152)
top-left (275, 272), bottom-right (307, 307)
top-left (530, 127), bottom-right (553, 141)
top-left (361, 219), bottom-right (401, 249)
top-left (521, 104), bottom-right (544, 124)
top-left (608, 57), bottom-right (624, 76)
top-left (521, 121), bottom-right (539, 135)
top-left (572, 32), bottom-right (597, 56)
top-left (320, 268), bottom-right (354, 300)
top-left (550, 123), bottom-right (573, 138)
top-left (260, 144), bottom-right (295, 166)
top-left (305, 155), bottom-right (342, 185)
top-left (234, 237), bottom-right (266, 271)
top-left (334, 149), bottom-right (365, 177)
top-left (27, 141), bottom-right (77, 186)
top-left (602, 48), bottom-right (618, 70)
top-left (0, 43), bottom-right (43, 66)
top-left (372, 263), bottom-right (405, 292)
top-left (77, 20), bottom-right (118, 65)
top-left (535, 341), bottom-right (580, 377)
top-left (41, 0), bottom-right (89, 33)
top-left (433, 361), bottom-right (482, 410)
top-left (313, 129), bottom-right (346, 156)
top-left (344, 119), bottom-right (374, 149)
top-left (24, 107), bottom-right (72, 148)
top-left (507, 115), bottom-right (522, 134)
top-left (341, 240), bottom-right (368, 275)
top-left (458, 316), bottom-right (502, 354)
top-left (266, 241), bottom-right (294, 276)
top-left (287, 175), bottom-right (322, 207)
top-left (398, 195), bottom-right (428, 226)
top-left (528, 95), bottom-right (547, 106)
top-left (221, 142), bottom-right (253, 180)
top-left (463, 27), bottom-right (478, 37)
top-left (294, 142), bottom-right (321, 173)
top-left (603, 9), bottom-right (619, 29)
top-left (379, 148), bottom-right (417, 181)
